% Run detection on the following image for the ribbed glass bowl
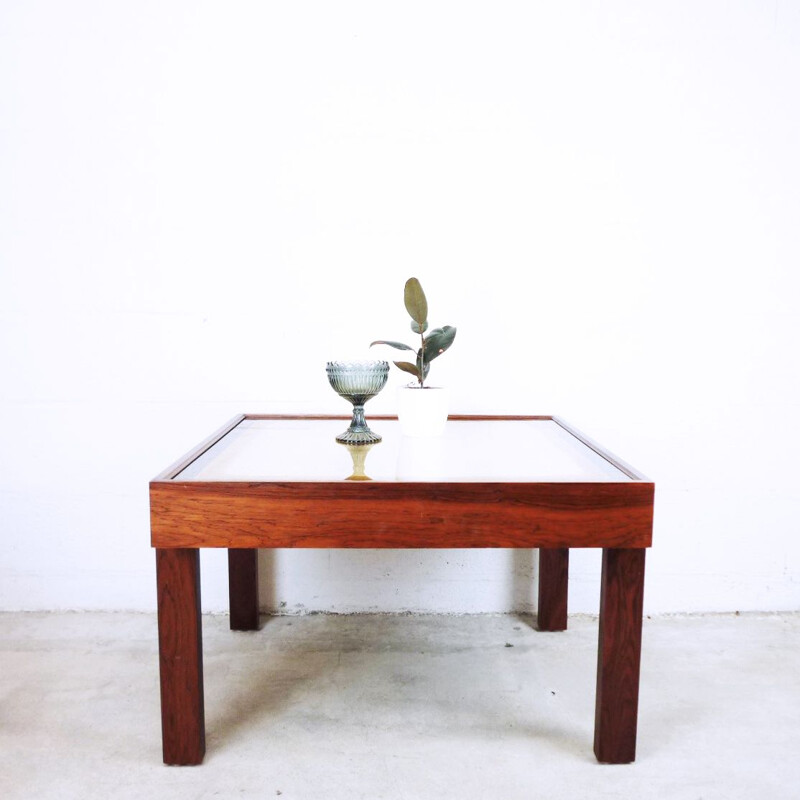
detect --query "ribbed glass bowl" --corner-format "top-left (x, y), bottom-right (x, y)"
top-left (326, 360), bottom-right (389, 444)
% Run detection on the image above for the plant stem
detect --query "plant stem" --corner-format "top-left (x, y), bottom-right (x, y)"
top-left (419, 330), bottom-right (425, 387)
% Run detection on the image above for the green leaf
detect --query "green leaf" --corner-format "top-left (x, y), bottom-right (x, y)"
top-left (410, 320), bottom-right (428, 334)
top-left (370, 340), bottom-right (415, 352)
top-left (404, 277), bottom-right (428, 325)
top-left (422, 325), bottom-right (456, 364)
top-left (393, 360), bottom-right (422, 381)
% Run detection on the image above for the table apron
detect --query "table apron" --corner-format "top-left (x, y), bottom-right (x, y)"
top-left (150, 482), bottom-right (654, 549)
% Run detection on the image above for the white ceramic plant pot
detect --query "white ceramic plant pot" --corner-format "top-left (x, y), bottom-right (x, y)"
top-left (397, 386), bottom-right (449, 437)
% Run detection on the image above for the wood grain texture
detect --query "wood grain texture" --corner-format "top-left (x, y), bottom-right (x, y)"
top-left (594, 547), bottom-right (646, 764)
top-left (228, 548), bottom-right (260, 631)
top-left (537, 548), bottom-right (569, 631)
top-left (156, 548), bottom-right (205, 765)
top-left (150, 481), bottom-right (654, 550)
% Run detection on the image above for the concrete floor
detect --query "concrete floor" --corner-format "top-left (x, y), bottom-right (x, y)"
top-left (1, 612), bottom-right (799, 800)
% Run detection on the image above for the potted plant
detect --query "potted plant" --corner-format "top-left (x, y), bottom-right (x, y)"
top-left (370, 277), bottom-right (456, 436)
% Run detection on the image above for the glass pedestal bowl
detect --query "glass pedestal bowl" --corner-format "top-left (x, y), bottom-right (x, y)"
top-left (326, 360), bottom-right (389, 444)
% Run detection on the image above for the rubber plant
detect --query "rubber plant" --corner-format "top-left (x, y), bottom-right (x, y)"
top-left (370, 277), bottom-right (456, 387)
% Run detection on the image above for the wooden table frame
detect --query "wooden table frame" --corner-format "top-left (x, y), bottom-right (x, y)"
top-left (150, 415), bottom-right (654, 765)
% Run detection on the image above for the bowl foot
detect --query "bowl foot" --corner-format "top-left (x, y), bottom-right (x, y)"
top-left (335, 428), bottom-right (382, 445)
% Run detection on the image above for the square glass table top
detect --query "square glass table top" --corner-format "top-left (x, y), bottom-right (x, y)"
top-left (170, 417), bottom-right (637, 484)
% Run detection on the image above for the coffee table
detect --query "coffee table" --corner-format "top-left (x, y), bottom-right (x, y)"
top-left (150, 415), bottom-right (654, 765)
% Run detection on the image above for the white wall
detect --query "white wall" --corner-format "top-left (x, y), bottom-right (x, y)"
top-left (1, 1), bottom-right (798, 615)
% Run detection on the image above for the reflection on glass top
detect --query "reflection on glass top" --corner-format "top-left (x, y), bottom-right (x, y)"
top-left (174, 419), bottom-right (631, 483)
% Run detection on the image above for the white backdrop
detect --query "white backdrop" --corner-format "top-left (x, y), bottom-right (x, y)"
top-left (1, 1), bottom-right (798, 614)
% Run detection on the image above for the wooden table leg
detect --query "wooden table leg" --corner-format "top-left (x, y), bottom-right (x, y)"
top-left (537, 547), bottom-right (569, 631)
top-left (594, 547), bottom-right (646, 764)
top-left (156, 548), bottom-right (205, 765)
top-left (228, 548), bottom-right (260, 631)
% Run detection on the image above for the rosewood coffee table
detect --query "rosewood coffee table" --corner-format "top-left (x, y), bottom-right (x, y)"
top-left (150, 415), bottom-right (654, 765)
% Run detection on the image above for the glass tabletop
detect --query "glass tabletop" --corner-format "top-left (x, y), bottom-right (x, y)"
top-left (173, 418), bottom-right (631, 483)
